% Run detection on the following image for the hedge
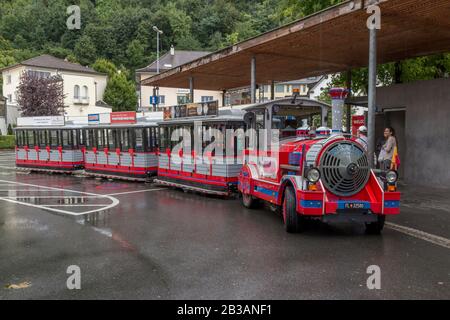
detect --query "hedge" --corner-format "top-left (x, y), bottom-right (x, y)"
top-left (0, 135), bottom-right (15, 149)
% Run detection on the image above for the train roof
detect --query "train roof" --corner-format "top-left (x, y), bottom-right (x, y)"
top-left (14, 124), bottom-right (84, 130)
top-left (244, 97), bottom-right (331, 112)
top-left (158, 108), bottom-right (245, 125)
top-left (82, 121), bottom-right (159, 129)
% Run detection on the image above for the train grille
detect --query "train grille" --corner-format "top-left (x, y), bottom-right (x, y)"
top-left (318, 141), bottom-right (370, 197)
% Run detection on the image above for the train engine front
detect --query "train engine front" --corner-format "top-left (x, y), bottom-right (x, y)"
top-left (238, 92), bottom-right (400, 234)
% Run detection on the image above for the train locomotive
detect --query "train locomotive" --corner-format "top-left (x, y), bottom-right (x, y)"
top-left (238, 91), bottom-right (400, 234)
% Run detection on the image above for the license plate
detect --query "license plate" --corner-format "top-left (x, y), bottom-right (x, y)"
top-left (344, 202), bottom-right (365, 209)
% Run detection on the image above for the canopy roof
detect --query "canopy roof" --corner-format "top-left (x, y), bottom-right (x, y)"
top-left (142, 0), bottom-right (450, 91)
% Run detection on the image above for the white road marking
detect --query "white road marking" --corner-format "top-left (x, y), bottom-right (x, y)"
top-left (386, 222), bottom-right (450, 250)
top-left (106, 188), bottom-right (165, 196)
top-left (41, 204), bottom-right (108, 207)
top-left (3, 195), bottom-right (105, 198)
top-left (0, 179), bottom-right (119, 216)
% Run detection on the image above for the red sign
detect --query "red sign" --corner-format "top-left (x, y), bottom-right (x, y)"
top-left (110, 111), bottom-right (136, 124)
top-left (352, 115), bottom-right (365, 136)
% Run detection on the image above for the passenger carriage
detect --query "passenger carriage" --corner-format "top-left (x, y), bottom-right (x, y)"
top-left (154, 101), bottom-right (246, 195)
top-left (238, 96), bottom-right (401, 234)
top-left (82, 120), bottom-right (159, 181)
top-left (15, 125), bottom-right (84, 172)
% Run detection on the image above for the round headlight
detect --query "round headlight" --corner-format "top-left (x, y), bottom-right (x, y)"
top-left (386, 170), bottom-right (398, 184)
top-left (306, 167), bottom-right (321, 183)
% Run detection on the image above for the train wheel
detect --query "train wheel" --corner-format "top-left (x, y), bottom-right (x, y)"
top-left (365, 215), bottom-right (385, 234)
top-left (242, 192), bottom-right (257, 209)
top-left (283, 186), bottom-right (304, 233)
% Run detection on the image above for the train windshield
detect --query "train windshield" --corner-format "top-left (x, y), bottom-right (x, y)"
top-left (271, 104), bottom-right (324, 138)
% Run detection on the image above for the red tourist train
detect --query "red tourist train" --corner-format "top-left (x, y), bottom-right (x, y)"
top-left (154, 101), bottom-right (246, 195)
top-left (238, 96), bottom-right (401, 233)
top-left (13, 96), bottom-right (400, 234)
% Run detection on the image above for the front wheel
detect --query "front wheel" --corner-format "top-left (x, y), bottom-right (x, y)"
top-left (242, 192), bottom-right (258, 209)
top-left (283, 186), bottom-right (304, 233)
top-left (365, 215), bottom-right (386, 234)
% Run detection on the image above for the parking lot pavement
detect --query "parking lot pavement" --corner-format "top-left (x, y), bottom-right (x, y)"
top-left (0, 151), bottom-right (448, 299)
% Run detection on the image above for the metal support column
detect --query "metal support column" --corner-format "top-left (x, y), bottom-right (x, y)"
top-left (189, 76), bottom-right (194, 103)
top-left (251, 56), bottom-right (256, 104)
top-left (222, 90), bottom-right (226, 107)
top-left (270, 80), bottom-right (275, 100)
top-left (346, 70), bottom-right (352, 133)
top-left (368, 28), bottom-right (377, 168)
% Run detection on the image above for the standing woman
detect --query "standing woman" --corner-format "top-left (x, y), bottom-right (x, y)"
top-left (378, 127), bottom-right (397, 171)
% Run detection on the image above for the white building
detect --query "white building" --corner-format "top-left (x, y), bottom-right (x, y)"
top-left (1, 54), bottom-right (110, 125)
top-left (137, 47), bottom-right (223, 111)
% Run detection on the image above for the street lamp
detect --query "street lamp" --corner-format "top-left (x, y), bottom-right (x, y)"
top-left (152, 26), bottom-right (163, 112)
top-left (152, 26), bottom-right (163, 74)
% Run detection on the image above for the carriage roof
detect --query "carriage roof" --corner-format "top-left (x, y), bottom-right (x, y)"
top-left (158, 108), bottom-right (245, 126)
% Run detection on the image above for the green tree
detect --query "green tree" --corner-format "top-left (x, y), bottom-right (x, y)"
top-left (74, 35), bottom-right (97, 66)
top-left (92, 58), bottom-right (118, 78)
top-left (103, 72), bottom-right (137, 111)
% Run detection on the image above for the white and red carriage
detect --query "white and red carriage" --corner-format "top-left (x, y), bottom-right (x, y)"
top-left (83, 121), bottom-right (159, 181)
top-left (238, 97), bottom-right (401, 233)
top-left (15, 125), bottom-right (84, 172)
top-left (154, 101), bottom-right (246, 195)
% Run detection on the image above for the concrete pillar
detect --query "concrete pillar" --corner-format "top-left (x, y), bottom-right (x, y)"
top-left (251, 56), bottom-right (256, 104)
top-left (189, 76), bottom-right (194, 103)
top-left (368, 28), bottom-right (377, 168)
top-left (329, 88), bottom-right (349, 134)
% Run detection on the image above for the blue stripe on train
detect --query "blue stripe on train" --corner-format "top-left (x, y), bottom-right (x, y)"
top-left (300, 200), bottom-right (322, 208)
top-left (254, 186), bottom-right (278, 198)
top-left (384, 200), bottom-right (400, 208)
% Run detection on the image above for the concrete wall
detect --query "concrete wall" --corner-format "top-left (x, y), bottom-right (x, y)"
top-left (376, 78), bottom-right (450, 188)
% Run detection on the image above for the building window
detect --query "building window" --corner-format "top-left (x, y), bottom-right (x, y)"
top-left (6, 75), bottom-right (11, 84)
top-left (159, 95), bottom-right (165, 105)
top-left (201, 96), bottom-right (213, 102)
top-left (7, 94), bottom-right (12, 103)
top-left (275, 85), bottom-right (284, 93)
top-left (82, 86), bottom-right (88, 99)
top-left (27, 70), bottom-right (50, 78)
top-left (74, 85), bottom-right (80, 99)
top-left (177, 95), bottom-right (189, 105)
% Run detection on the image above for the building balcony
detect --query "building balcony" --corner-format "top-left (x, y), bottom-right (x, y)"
top-left (73, 97), bottom-right (90, 105)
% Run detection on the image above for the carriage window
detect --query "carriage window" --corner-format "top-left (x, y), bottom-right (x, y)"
top-left (135, 128), bottom-right (144, 151)
top-left (50, 130), bottom-right (59, 147)
top-left (107, 129), bottom-right (115, 149)
top-left (97, 130), bottom-right (104, 149)
top-left (159, 127), bottom-right (168, 150)
top-left (120, 129), bottom-right (129, 151)
top-left (147, 127), bottom-right (157, 151)
top-left (72, 130), bottom-right (79, 148)
top-left (62, 130), bottom-right (72, 149)
top-left (38, 130), bottom-right (47, 147)
top-left (84, 130), bottom-right (90, 148)
top-left (16, 131), bottom-right (22, 147)
top-left (27, 130), bottom-right (35, 147)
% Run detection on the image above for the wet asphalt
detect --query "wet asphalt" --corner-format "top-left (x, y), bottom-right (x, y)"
top-left (0, 151), bottom-right (448, 299)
